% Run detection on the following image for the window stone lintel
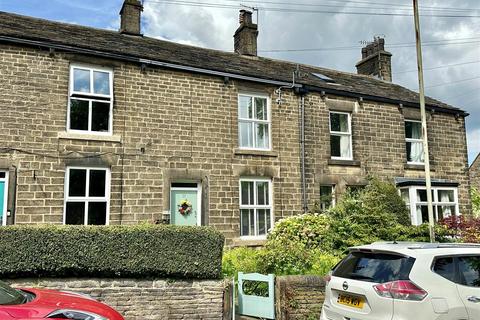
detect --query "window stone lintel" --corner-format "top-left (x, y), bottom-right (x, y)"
top-left (58, 132), bottom-right (122, 143)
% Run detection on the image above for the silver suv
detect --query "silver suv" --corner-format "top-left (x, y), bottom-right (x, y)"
top-left (320, 242), bottom-right (480, 320)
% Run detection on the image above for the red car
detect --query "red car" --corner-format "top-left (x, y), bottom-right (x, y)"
top-left (0, 281), bottom-right (124, 320)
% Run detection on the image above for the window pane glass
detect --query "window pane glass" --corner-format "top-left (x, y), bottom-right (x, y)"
top-left (89, 170), bottom-right (106, 197)
top-left (88, 202), bottom-right (107, 225)
top-left (241, 181), bottom-right (254, 205)
top-left (93, 71), bottom-right (110, 95)
top-left (433, 257), bottom-right (456, 282)
top-left (258, 209), bottom-right (266, 235)
top-left (266, 209), bottom-right (271, 232)
top-left (257, 182), bottom-right (269, 205)
top-left (400, 189), bottom-right (410, 204)
top-left (73, 68), bottom-right (90, 93)
top-left (249, 209), bottom-right (255, 235)
top-left (438, 190), bottom-right (455, 203)
top-left (255, 123), bottom-right (269, 149)
top-left (320, 185), bottom-right (333, 210)
top-left (70, 99), bottom-right (89, 131)
top-left (331, 135), bottom-right (341, 157)
top-left (91, 101), bottom-right (110, 132)
top-left (416, 189), bottom-right (433, 202)
top-left (330, 113), bottom-right (349, 132)
top-left (339, 135), bottom-right (351, 158)
top-left (68, 169), bottom-right (87, 197)
top-left (406, 141), bottom-right (424, 163)
top-left (255, 98), bottom-right (267, 120)
top-left (405, 121), bottom-right (422, 139)
top-left (0, 172), bottom-right (5, 179)
top-left (239, 96), bottom-right (253, 119)
top-left (458, 256), bottom-right (480, 287)
top-left (239, 122), bottom-right (253, 148)
top-left (438, 205), bottom-right (456, 220)
top-left (65, 202), bottom-right (85, 225)
top-left (416, 205), bottom-right (428, 224)
top-left (241, 209), bottom-right (251, 236)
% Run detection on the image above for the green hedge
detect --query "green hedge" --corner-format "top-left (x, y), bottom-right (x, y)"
top-left (0, 224), bottom-right (224, 279)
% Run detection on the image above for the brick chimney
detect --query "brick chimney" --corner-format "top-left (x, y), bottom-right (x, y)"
top-left (119, 0), bottom-right (143, 36)
top-left (234, 10), bottom-right (258, 56)
top-left (355, 37), bottom-right (392, 82)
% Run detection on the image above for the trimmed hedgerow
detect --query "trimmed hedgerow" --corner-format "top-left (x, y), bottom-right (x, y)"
top-left (0, 224), bottom-right (224, 279)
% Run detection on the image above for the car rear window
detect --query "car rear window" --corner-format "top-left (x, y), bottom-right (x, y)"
top-left (332, 251), bottom-right (415, 283)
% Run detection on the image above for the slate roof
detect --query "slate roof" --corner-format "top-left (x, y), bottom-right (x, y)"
top-left (0, 11), bottom-right (465, 115)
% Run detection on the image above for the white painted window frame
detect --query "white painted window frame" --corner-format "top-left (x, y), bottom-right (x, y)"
top-left (329, 111), bottom-right (353, 160)
top-left (399, 186), bottom-right (459, 225)
top-left (67, 64), bottom-right (114, 135)
top-left (0, 170), bottom-right (8, 226)
top-left (170, 182), bottom-right (202, 226)
top-left (405, 119), bottom-right (424, 165)
top-left (239, 177), bottom-right (274, 239)
top-left (238, 93), bottom-right (272, 151)
top-left (63, 166), bottom-right (111, 225)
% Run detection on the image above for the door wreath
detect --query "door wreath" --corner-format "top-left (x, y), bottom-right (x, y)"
top-left (178, 199), bottom-right (193, 215)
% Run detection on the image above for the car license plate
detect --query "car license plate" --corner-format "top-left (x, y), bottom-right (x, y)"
top-left (337, 294), bottom-right (365, 309)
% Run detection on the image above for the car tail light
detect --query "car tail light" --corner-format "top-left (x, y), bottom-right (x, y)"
top-left (373, 280), bottom-right (427, 301)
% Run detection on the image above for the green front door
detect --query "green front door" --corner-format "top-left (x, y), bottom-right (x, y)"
top-left (170, 189), bottom-right (199, 226)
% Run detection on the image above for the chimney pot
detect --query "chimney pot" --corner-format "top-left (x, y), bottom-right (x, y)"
top-left (355, 37), bottom-right (392, 82)
top-left (119, 0), bottom-right (143, 36)
top-left (234, 10), bottom-right (258, 56)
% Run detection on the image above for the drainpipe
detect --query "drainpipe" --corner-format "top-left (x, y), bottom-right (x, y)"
top-left (299, 93), bottom-right (308, 213)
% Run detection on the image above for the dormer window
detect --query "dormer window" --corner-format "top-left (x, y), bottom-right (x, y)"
top-left (68, 64), bottom-right (113, 134)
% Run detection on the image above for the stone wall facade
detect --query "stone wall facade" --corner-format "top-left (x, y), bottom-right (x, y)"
top-left (275, 275), bottom-right (326, 320)
top-left (0, 42), bottom-right (472, 243)
top-left (9, 278), bottom-right (226, 320)
top-left (470, 154), bottom-right (480, 189)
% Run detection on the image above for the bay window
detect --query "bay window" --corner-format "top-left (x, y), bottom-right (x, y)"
top-left (400, 186), bottom-right (459, 225)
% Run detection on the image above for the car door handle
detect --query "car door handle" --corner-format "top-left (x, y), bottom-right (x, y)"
top-left (467, 296), bottom-right (480, 303)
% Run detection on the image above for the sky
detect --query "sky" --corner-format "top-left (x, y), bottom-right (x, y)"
top-left (0, 0), bottom-right (478, 164)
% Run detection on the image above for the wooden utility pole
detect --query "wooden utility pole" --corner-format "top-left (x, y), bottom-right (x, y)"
top-left (413, 0), bottom-right (435, 242)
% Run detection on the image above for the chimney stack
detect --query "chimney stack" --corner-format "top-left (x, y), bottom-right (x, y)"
top-left (119, 0), bottom-right (143, 36)
top-left (234, 10), bottom-right (258, 56)
top-left (355, 37), bottom-right (392, 82)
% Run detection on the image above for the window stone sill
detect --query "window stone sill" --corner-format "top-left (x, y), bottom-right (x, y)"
top-left (328, 159), bottom-right (361, 167)
top-left (232, 237), bottom-right (267, 247)
top-left (405, 163), bottom-right (435, 171)
top-left (234, 149), bottom-right (278, 157)
top-left (58, 132), bottom-right (122, 143)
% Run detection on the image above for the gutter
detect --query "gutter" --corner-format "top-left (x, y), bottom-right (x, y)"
top-left (0, 35), bottom-right (467, 116)
top-left (304, 85), bottom-right (469, 117)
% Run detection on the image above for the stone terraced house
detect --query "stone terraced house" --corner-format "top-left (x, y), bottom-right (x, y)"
top-left (0, 0), bottom-right (472, 244)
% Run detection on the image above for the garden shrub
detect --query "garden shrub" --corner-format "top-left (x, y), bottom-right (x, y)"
top-left (222, 247), bottom-right (265, 278)
top-left (0, 224), bottom-right (224, 279)
top-left (440, 216), bottom-right (480, 243)
top-left (472, 188), bottom-right (480, 218)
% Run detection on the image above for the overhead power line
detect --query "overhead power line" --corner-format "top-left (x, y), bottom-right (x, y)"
top-left (394, 60), bottom-right (480, 75)
top-left (145, 0), bottom-right (480, 18)
top-left (425, 76), bottom-right (480, 89)
top-left (258, 37), bottom-right (480, 53)
top-left (146, 0), bottom-right (480, 12)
